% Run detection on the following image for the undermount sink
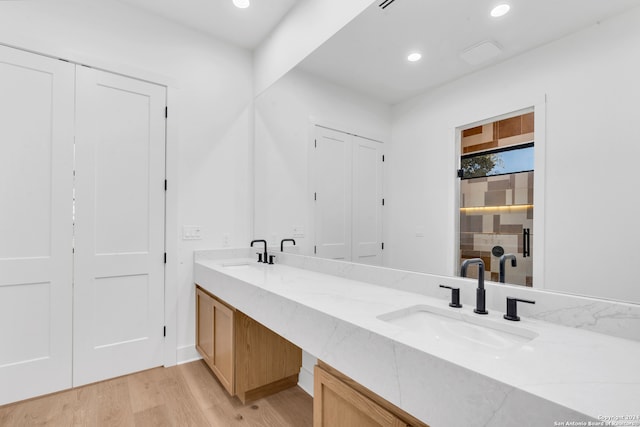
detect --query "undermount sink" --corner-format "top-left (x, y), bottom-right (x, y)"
top-left (220, 261), bottom-right (258, 269)
top-left (378, 304), bottom-right (538, 351)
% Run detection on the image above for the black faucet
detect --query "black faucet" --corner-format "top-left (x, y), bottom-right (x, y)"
top-left (499, 254), bottom-right (517, 283)
top-left (504, 297), bottom-right (535, 321)
top-left (461, 258), bottom-right (488, 315)
top-left (280, 238), bottom-right (296, 252)
top-left (250, 239), bottom-right (268, 263)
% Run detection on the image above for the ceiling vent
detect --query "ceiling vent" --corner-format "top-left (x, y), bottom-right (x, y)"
top-left (460, 41), bottom-right (502, 65)
top-left (379, 0), bottom-right (397, 10)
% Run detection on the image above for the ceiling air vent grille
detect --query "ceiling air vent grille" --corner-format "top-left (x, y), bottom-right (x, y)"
top-left (379, 0), bottom-right (397, 10)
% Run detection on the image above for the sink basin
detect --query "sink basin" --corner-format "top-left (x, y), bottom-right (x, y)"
top-left (220, 261), bottom-right (257, 269)
top-left (378, 304), bottom-right (538, 351)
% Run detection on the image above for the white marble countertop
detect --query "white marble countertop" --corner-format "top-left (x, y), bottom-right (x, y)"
top-left (195, 258), bottom-right (640, 426)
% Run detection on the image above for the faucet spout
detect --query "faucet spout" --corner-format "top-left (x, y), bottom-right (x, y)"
top-left (250, 239), bottom-right (268, 263)
top-left (499, 254), bottom-right (517, 283)
top-left (461, 258), bottom-right (488, 315)
top-left (280, 238), bottom-right (296, 252)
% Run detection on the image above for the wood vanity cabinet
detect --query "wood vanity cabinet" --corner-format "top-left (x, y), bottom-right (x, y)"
top-left (195, 285), bottom-right (302, 403)
top-left (314, 362), bottom-right (428, 427)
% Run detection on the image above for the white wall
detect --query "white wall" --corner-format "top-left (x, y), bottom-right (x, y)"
top-left (0, 0), bottom-right (253, 363)
top-left (253, 0), bottom-right (375, 95)
top-left (254, 68), bottom-right (391, 255)
top-left (388, 7), bottom-right (640, 303)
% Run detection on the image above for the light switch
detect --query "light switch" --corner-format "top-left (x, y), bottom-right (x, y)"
top-left (293, 225), bottom-right (305, 238)
top-left (182, 225), bottom-right (202, 240)
top-left (223, 233), bottom-right (230, 247)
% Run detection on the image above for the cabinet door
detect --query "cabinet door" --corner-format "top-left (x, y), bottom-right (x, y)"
top-left (211, 297), bottom-right (235, 395)
top-left (196, 288), bottom-right (215, 367)
top-left (314, 366), bottom-right (408, 427)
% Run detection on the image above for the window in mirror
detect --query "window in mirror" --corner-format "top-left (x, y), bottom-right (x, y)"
top-left (458, 111), bottom-right (534, 287)
top-left (460, 143), bottom-right (534, 179)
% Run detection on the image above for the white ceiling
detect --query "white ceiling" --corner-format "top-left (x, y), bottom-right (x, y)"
top-left (115, 0), bottom-right (300, 49)
top-left (297, 0), bottom-right (640, 105)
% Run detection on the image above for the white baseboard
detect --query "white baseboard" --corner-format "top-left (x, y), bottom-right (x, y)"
top-left (298, 366), bottom-right (314, 396)
top-left (298, 350), bottom-right (318, 397)
top-left (177, 345), bottom-right (202, 365)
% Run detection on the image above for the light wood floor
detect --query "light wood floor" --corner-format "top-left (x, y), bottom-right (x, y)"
top-left (0, 360), bottom-right (313, 426)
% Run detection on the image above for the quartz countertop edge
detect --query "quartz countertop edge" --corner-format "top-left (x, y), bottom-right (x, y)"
top-left (194, 258), bottom-right (640, 427)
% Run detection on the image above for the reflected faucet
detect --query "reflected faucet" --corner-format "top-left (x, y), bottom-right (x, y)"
top-left (499, 254), bottom-right (517, 283)
top-left (280, 238), bottom-right (296, 252)
top-left (250, 239), bottom-right (268, 263)
top-left (461, 258), bottom-right (488, 315)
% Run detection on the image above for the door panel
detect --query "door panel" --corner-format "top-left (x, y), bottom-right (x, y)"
top-left (314, 127), bottom-right (352, 261)
top-left (73, 67), bottom-right (166, 386)
top-left (0, 45), bottom-right (74, 404)
top-left (352, 137), bottom-right (383, 265)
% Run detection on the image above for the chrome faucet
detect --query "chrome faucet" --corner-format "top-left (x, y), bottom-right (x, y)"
top-left (461, 258), bottom-right (488, 314)
top-left (250, 239), bottom-right (268, 263)
top-left (499, 254), bottom-right (517, 283)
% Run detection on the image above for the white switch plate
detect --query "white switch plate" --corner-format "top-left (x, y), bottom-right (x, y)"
top-left (182, 225), bottom-right (202, 240)
top-left (292, 225), bottom-right (305, 238)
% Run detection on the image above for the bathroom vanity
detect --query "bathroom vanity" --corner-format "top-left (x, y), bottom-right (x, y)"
top-left (195, 285), bottom-right (302, 403)
top-left (194, 249), bottom-right (640, 426)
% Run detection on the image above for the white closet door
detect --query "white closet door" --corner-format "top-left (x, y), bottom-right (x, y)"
top-left (352, 136), bottom-right (383, 265)
top-left (73, 67), bottom-right (166, 386)
top-left (314, 127), bottom-right (352, 260)
top-left (0, 45), bottom-right (74, 404)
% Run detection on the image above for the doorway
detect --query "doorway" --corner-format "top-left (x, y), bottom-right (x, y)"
top-left (458, 112), bottom-right (534, 286)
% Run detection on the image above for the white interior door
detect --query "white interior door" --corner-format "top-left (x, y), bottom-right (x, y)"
top-left (73, 67), bottom-right (166, 386)
top-left (313, 127), bottom-right (352, 260)
top-left (0, 45), bottom-right (75, 404)
top-left (352, 136), bottom-right (383, 265)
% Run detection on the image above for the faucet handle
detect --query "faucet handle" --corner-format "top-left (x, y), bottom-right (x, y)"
top-left (503, 297), bottom-right (536, 321)
top-left (439, 285), bottom-right (462, 308)
top-left (256, 252), bottom-right (263, 263)
top-left (268, 255), bottom-right (276, 265)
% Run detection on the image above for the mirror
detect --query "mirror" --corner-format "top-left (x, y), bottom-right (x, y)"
top-left (254, 0), bottom-right (640, 305)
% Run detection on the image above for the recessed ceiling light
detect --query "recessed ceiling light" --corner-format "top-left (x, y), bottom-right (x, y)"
top-left (233, 0), bottom-right (250, 9)
top-left (490, 4), bottom-right (510, 17)
top-left (407, 52), bottom-right (422, 62)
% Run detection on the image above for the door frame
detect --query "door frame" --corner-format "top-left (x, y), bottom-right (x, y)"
top-left (0, 40), bottom-right (178, 368)
top-left (451, 96), bottom-right (547, 289)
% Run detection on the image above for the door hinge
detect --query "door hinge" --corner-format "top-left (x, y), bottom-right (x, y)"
top-left (382, 154), bottom-right (385, 162)
top-left (314, 192), bottom-right (317, 201)
top-left (165, 106), bottom-right (168, 118)
top-left (164, 253), bottom-right (167, 264)
top-left (382, 242), bottom-right (385, 250)
top-left (163, 326), bottom-right (166, 337)
top-left (457, 169), bottom-right (464, 178)
top-left (164, 179), bottom-right (167, 191)
top-left (382, 198), bottom-right (385, 206)
top-left (314, 139), bottom-right (317, 148)
top-left (314, 245), bottom-right (317, 254)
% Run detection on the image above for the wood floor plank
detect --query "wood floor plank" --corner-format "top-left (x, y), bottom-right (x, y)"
top-left (0, 361), bottom-right (313, 427)
top-left (133, 405), bottom-right (173, 427)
